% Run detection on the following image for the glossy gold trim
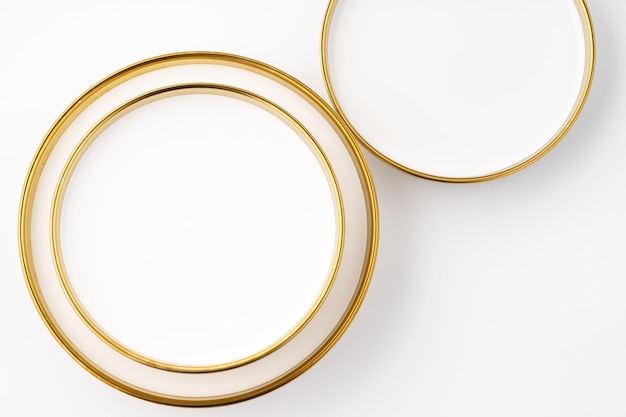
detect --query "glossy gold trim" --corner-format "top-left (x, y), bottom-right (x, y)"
top-left (321, 0), bottom-right (596, 183)
top-left (49, 83), bottom-right (346, 374)
top-left (18, 52), bottom-right (379, 406)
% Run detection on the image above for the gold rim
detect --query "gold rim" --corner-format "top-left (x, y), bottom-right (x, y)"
top-left (321, 0), bottom-right (596, 183)
top-left (49, 83), bottom-right (346, 374)
top-left (18, 52), bottom-right (379, 406)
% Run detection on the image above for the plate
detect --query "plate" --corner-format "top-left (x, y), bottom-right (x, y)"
top-left (50, 82), bottom-right (346, 373)
top-left (18, 52), bottom-right (378, 406)
top-left (321, 0), bottom-right (595, 181)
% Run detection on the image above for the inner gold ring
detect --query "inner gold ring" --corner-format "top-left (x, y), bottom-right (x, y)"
top-left (49, 83), bottom-right (346, 373)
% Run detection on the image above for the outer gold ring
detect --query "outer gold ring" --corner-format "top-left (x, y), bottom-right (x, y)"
top-left (321, 0), bottom-right (596, 183)
top-left (18, 52), bottom-right (379, 407)
top-left (49, 83), bottom-right (346, 374)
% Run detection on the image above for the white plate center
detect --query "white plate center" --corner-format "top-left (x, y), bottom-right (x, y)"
top-left (59, 92), bottom-right (338, 367)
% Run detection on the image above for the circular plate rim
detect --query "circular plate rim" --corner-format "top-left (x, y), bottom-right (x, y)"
top-left (49, 82), bottom-right (347, 374)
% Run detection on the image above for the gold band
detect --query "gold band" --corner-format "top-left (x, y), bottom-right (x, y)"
top-left (19, 52), bottom-right (379, 406)
top-left (49, 83), bottom-right (346, 373)
top-left (321, 0), bottom-right (596, 182)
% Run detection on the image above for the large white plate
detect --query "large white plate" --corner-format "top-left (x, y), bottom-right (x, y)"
top-left (18, 52), bottom-right (378, 406)
top-left (322, 0), bottom-right (595, 181)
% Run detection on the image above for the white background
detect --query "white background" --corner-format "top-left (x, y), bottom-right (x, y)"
top-left (0, 0), bottom-right (625, 415)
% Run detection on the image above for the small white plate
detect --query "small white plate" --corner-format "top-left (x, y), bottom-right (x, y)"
top-left (322, 0), bottom-right (595, 181)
